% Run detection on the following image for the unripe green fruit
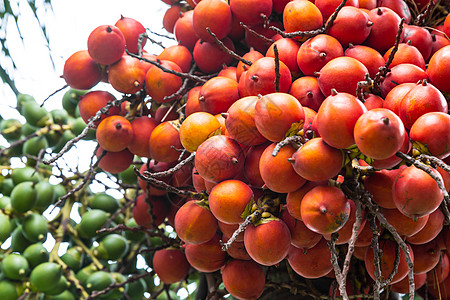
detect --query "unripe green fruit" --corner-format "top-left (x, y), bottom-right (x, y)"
top-left (21, 122), bottom-right (38, 136)
top-left (118, 162), bottom-right (139, 185)
top-left (52, 184), bottom-right (67, 204)
top-left (22, 101), bottom-right (51, 127)
top-left (23, 135), bottom-right (49, 158)
top-left (0, 196), bottom-right (11, 211)
top-left (16, 93), bottom-right (36, 111)
top-left (0, 280), bottom-right (25, 300)
top-left (88, 193), bottom-right (120, 213)
top-left (50, 109), bottom-right (69, 125)
top-left (0, 179), bottom-right (14, 196)
top-left (44, 289), bottom-right (76, 300)
top-left (0, 119), bottom-right (22, 141)
top-left (23, 242), bottom-right (49, 268)
top-left (11, 166), bottom-right (41, 185)
top-left (30, 262), bottom-right (62, 292)
top-left (10, 181), bottom-right (38, 213)
top-left (76, 209), bottom-right (109, 239)
top-left (45, 275), bottom-right (70, 296)
top-left (34, 180), bottom-right (55, 213)
top-left (127, 278), bottom-right (147, 300)
top-left (1, 253), bottom-right (29, 280)
top-left (94, 234), bottom-right (129, 261)
top-left (86, 271), bottom-right (115, 298)
top-left (10, 225), bottom-right (32, 253)
top-left (62, 88), bottom-right (87, 117)
top-left (22, 213), bottom-right (48, 242)
top-left (76, 263), bottom-right (98, 286)
top-left (60, 247), bottom-right (84, 272)
top-left (0, 212), bottom-right (11, 244)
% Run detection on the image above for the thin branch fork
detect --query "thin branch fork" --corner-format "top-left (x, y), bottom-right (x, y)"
top-left (206, 27), bottom-right (253, 66)
top-left (143, 151), bottom-right (195, 178)
top-left (270, 0), bottom-right (347, 39)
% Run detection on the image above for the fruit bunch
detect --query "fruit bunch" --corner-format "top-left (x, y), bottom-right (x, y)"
top-left (1, 0), bottom-right (450, 299)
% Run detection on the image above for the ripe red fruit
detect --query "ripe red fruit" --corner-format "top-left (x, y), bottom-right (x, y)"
top-left (87, 25), bottom-right (125, 65)
top-left (383, 43), bottom-right (426, 70)
top-left (96, 147), bottom-right (134, 174)
top-left (300, 185), bottom-right (351, 235)
top-left (208, 180), bottom-right (253, 224)
top-left (296, 34), bottom-right (344, 76)
top-left (244, 218), bottom-right (291, 266)
top-left (152, 248), bottom-right (190, 284)
top-left (380, 63), bottom-right (428, 98)
top-left (62, 50), bottom-right (102, 90)
top-left (287, 238), bottom-right (333, 278)
top-left (174, 200), bottom-right (218, 245)
top-left (280, 208), bottom-right (322, 249)
top-left (184, 234), bottom-right (226, 272)
top-left (259, 143), bottom-right (307, 193)
top-left (108, 55), bottom-right (147, 94)
top-left (157, 45), bottom-right (192, 73)
top-left (128, 116), bottom-right (158, 158)
top-left (327, 7), bottom-right (373, 46)
top-left (174, 10), bottom-right (199, 51)
top-left (344, 44), bottom-right (385, 79)
top-left (283, 0), bottom-right (323, 39)
top-left (315, 91), bottom-right (367, 149)
top-left (198, 76), bottom-right (240, 115)
top-left (222, 259), bottom-right (265, 300)
top-left (254, 92), bottom-right (304, 142)
top-left (354, 108), bottom-right (406, 160)
top-left (315, 0), bottom-right (359, 21)
top-left (364, 239), bottom-right (413, 284)
top-left (193, 38), bottom-right (235, 74)
top-left (96, 115), bottom-right (133, 152)
top-left (78, 91), bottom-right (120, 127)
top-left (393, 165), bottom-right (444, 219)
top-left (427, 45), bottom-right (450, 94)
top-left (403, 24), bottom-right (433, 61)
top-left (193, 0), bottom-right (232, 42)
top-left (289, 76), bottom-right (325, 111)
top-left (230, 0), bottom-right (273, 26)
top-left (114, 16), bottom-right (146, 54)
top-left (149, 121), bottom-right (184, 163)
top-left (132, 194), bottom-right (170, 229)
top-left (266, 38), bottom-right (301, 74)
top-left (145, 60), bottom-right (183, 103)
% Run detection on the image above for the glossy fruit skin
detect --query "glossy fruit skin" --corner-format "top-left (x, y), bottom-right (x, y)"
top-left (145, 60), bottom-right (183, 103)
top-left (225, 96), bottom-right (267, 146)
top-left (63, 50), bottom-right (102, 90)
top-left (163, 5), bottom-right (181, 34)
top-left (383, 82), bottom-right (415, 115)
top-left (76, 209), bottom-right (109, 239)
top-left (283, 0), bottom-right (323, 39)
top-left (393, 165), bottom-right (444, 218)
top-left (344, 44), bottom-right (385, 79)
top-left (193, 38), bottom-right (234, 74)
top-left (289, 76), bottom-right (325, 111)
top-left (174, 200), bottom-right (218, 245)
top-left (280, 208), bottom-right (322, 249)
top-left (301, 186), bottom-right (351, 234)
top-left (365, 239), bottom-right (413, 284)
top-left (427, 45), bottom-right (450, 93)
top-left (78, 91), bottom-right (119, 127)
top-left (354, 108), bottom-right (406, 160)
top-left (153, 248), bottom-right (190, 284)
top-left (184, 234), bottom-right (226, 272)
top-left (108, 55), bottom-right (147, 94)
top-left (380, 63), bottom-right (428, 98)
top-left (230, 0), bottom-right (272, 26)
top-left (291, 137), bottom-right (343, 182)
top-left (407, 208), bottom-right (445, 245)
top-left (149, 121), bottom-right (183, 163)
top-left (95, 234), bottom-right (129, 260)
top-left (410, 240), bottom-right (441, 274)
top-left (244, 219), bottom-right (291, 266)
top-left (364, 166), bottom-right (406, 209)
top-left (96, 147), bottom-right (134, 174)
top-left (174, 10), bottom-right (199, 51)
top-left (114, 16), bottom-right (146, 54)
top-left (2, 253), bottom-right (29, 280)
top-left (287, 238), bottom-right (333, 278)
top-left (96, 115), bottom-right (133, 152)
top-left (410, 112), bottom-right (450, 159)
top-left (127, 116), bottom-right (157, 158)
top-left (22, 213), bottom-right (48, 243)
top-left (382, 208), bottom-right (429, 237)
top-left (364, 7), bottom-right (404, 54)
top-left (315, 91), bottom-right (367, 149)
top-left (240, 57), bottom-right (292, 96)
top-left (255, 92), bottom-right (304, 142)
top-left (193, 0), bottom-right (232, 42)
top-left (194, 135), bottom-right (244, 183)
top-left (180, 111), bottom-right (221, 153)
top-left (398, 81), bottom-right (448, 130)
top-left (10, 181), bottom-right (37, 213)
top-left (209, 180), bottom-right (253, 224)
top-left (327, 7), bottom-right (372, 46)
top-left (157, 44), bottom-right (192, 73)
top-left (30, 262), bottom-right (62, 292)
top-left (198, 76), bottom-right (240, 115)
top-left (266, 38), bottom-right (301, 74)
top-left (85, 271), bottom-right (115, 298)
top-left (87, 25), bottom-right (125, 65)
top-left (259, 143), bottom-right (307, 193)
top-left (317, 56), bottom-right (369, 97)
top-left (384, 43), bottom-right (426, 70)
top-left (403, 25), bottom-right (433, 61)
top-left (222, 259), bottom-right (265, 300)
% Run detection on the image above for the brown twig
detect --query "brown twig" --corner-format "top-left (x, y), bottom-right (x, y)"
top-left (328, 233), bottom-right (348, 300)
top-left (40, 84), bottom-right (68, 107)
top-left (418, 154), bottom-right (450, 173)
top-left (206, 27), bottom-right (252, 66)
top-left (272, 135), bottom-right (304, 157)
top-left (372, 18), bottom-right (406, 92)
top-left (221, 211), bottom-right (260, 251)
top-left (273, 44), bottom-right (280, 93)
top-left (241, 22), bottom-right (275, 44)
top-left (144, 151), bottom-right (195, 178)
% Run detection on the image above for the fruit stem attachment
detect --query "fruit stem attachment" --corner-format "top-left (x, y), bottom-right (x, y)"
top-left (272, 135), bottom-right (304, 157)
